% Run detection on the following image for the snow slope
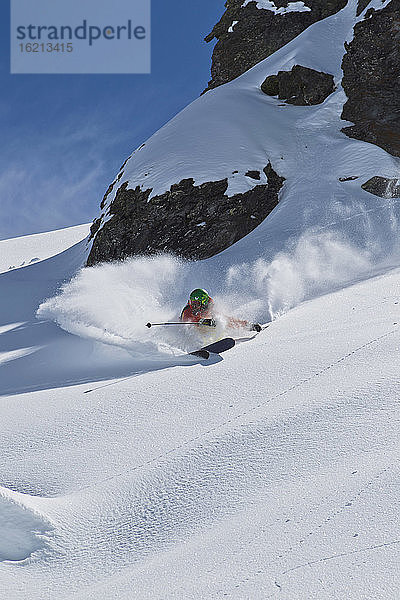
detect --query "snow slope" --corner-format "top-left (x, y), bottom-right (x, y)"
top-left (0, 224), bottom-right (90, 274)
top-left (1, 1), bottom-right (400, 598)
top-left (1, 239), bottom-right (400, 598)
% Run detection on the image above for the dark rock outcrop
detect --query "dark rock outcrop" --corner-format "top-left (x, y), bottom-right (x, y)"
top-left (245, 170), bottom-right (261, 179)
top-left (204, 0), bottom-right (348, 91)
top-left (361, 176), bottom-right (400, 198)
top-left (356, 0), bottom-right (371, 16)
top-left (87, 164), bottom-right (285, 266)
top-left (261, 65), bottom-right (335, 105)
top-left (100, 171), bottom-right (124, 210)
top-left (338, 175), bottom-right (359, 181)
top-left (341, 0), bottom-right (400, 157)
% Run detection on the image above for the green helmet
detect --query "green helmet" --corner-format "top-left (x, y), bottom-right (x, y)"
top-left (189, 288), bottom-right (210, 310)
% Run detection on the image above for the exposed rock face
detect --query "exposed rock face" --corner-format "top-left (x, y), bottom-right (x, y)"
top-left (89, 0), bottom-right (399, 267)
top-left (361, 176), bottom-right (400, 198)
top-left (261, 65), bottom-right (335, 105)
top-left (341, 0), bottom-right (400, 157)
top-left (204, 0), bottom-right (348, 91)
top-left (245, 170), bottom-right (261, 179)
top-left (338, 175), bottom-right (359, 181)
top-left (87, 164), bottom-right (285, 266)
top-left (356, 0), bottom-right (371, 16)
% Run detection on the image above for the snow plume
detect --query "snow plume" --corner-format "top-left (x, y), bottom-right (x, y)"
top-left (223, 230), bottom-right (394, 322)
top-left (38, 228), bottom-right (400, 355)
top-left (37, 255), bottom-right (194, 356)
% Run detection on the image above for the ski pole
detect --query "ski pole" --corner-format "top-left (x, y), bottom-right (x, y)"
top-left (146, 322), bottom-right (200, 328)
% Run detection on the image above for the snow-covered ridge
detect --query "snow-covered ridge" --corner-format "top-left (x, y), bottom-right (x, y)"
top-left (242, 0), bottom-right (311, 14)
top-left (0, 223), bottom-right (90, 274)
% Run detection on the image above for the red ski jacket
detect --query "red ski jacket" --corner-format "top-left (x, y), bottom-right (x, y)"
top-left (180, 298), bottom-right (251, 329)
top-left (180, 298), bottom-right (215, 323)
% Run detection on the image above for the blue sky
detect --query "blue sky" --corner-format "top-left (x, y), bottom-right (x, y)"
top-left (0, 1), bottom-right (224, 240)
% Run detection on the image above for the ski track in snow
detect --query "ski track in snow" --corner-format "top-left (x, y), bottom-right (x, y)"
top-left (220, 465), bottom-right (398, 598)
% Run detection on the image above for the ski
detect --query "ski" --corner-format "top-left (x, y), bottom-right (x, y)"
top-left (203, 337), bottom-right (235, 353)
top-left (189, 349), bottom-right (210, 359)
top-left (189, 337), bottom-right (235, 359)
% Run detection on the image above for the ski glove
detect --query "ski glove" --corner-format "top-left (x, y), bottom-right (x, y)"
top-left (199, 318), bottom-right (217, 327)
top-left (251, 323), bottom-right (262, 332)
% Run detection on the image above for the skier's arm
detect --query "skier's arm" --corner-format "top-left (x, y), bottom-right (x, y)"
top-left (180, 306), bottom-right (193, 322)
top-left (227, 316), bottom-right (250, 329)
top-left (227, 316), bottom-right (262, 331)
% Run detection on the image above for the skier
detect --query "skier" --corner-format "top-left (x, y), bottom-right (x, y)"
top-left (180, 289), bottom-right (262, 331)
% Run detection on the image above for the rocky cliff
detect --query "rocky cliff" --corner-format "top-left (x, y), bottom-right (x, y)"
top-left (341, 0), bottom-right (400, 157)
top-left (261, 65), bottom-right (335, 105)
top-left (87, 164), bottom-right (284, 265)
top-left (87, 0), bottom-right (400, 267)
top-left (204, 0), bottom-right (347, 91)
